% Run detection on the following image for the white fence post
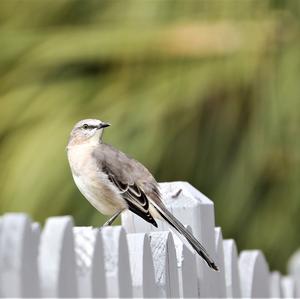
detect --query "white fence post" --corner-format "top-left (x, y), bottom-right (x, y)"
top-left (73, 227), bottom-right (106, 298)
top-left (239, 250), bottom-right (270, 298)
top-left (149, 231), bottom-right (180, 298)
top-left (0, 213), bottom-right (40, 297)
top-left (270, 271), bottom-right (283, 298)
top-left (288, 249), bottom-right (300, 297)
top-left (214, 227), bottom-right (227, 297)
top-left (101, 226), bottom-right (132, 298)
top-left (127, 233), bottom-right (158, 297)
top-left (223, 239), bottom-right (241, 297)
top-left (38, 216), bottom-right (78, 297)
top-left (172, 229), bottom-right (198, 298)
top-left (281, 276), bottom-right (296, 298)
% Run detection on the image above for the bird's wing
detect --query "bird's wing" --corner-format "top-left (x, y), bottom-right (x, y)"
top-left (92, 144), bottom-right (159, 227)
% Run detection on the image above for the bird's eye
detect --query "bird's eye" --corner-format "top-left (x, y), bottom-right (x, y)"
top-left (83, 124), bottom-right (89, 129)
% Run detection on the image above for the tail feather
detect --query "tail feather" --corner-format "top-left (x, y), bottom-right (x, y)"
top-left (150, 200), bottom-right (219, 271)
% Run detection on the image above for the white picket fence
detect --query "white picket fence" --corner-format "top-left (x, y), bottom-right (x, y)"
top-left (0, 181), bottom-right (299, 298)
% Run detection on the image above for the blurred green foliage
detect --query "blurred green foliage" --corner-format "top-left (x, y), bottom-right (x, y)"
top-left (1, 0), bottom-right (300, 272)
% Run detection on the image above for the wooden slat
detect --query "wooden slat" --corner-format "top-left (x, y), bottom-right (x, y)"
top-left (239, 250), bottom-right (270, 298)
top-left (101, 226), bottom-right (132, 298)
top-left (127, 233), bottom-right (158, 297)
top-left (270, 271), bottom-right (283, 298)
top-left (172, 228), bottom-right (198, 298)
top-left (38, 216), bottom-right (78, 297)
top-left (0, 213), bottom-right (40, 297)
top-left (223, 239), bottom-right (241, 297)
top-left (74, 227), bottom-right (106, 298)
top-left (149, 231), bottom-right (180, 298)
top-left (214, 227), bottom-right (226, 297)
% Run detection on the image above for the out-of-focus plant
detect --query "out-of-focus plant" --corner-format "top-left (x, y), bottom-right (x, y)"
top-left (0, 0), bottom-right (300, 272)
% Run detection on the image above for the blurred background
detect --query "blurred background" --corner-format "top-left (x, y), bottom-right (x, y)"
top-left (0, 0), bottom-right (300, 272)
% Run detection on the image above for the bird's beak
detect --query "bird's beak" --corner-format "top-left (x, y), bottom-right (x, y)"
top-left (98, 122), bottom-right (111, 129)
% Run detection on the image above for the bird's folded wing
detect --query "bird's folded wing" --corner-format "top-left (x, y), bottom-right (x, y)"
top-left (104, 169), bottom-right (158, 227)
top-left (93, 144), bottom-right (159, 227)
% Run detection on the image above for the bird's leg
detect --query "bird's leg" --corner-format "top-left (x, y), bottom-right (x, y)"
top-left (102, 210), bottom-right (123, 226)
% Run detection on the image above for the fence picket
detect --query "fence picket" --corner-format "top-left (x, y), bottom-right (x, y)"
top-left (38, 216), bottom-right (78, 297)
top-left (0, 213), bottom-right (40, 297)
top-left (223, 239), bottom-right (241, 297)
top-left (214, 227), bottom-right (227, 297)
top-left (172, 230), bottom-right (198, 298)
top-left (127, 233), bottom-right (158, 298)
top-left (73, 227), bottom-right (106, 298)
top-left (148, 231), bottom-right (180, 298)
top-left (288, 249), bottom-right (300, 297)
top-left (281, 276), bottom-right (296, 298)
top-left (239, 250), bottom-right (270, 298)
top-left (270, 271), bottom-right (283, 298)
top-left (101, 226), bottom-right (132, 298)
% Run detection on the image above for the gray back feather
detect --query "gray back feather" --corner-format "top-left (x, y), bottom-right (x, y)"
top-left (92, 143), bottom-right (161, 202)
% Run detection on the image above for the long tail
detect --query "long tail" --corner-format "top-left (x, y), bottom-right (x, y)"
top-left (150, 200), bottom-right (219, 271)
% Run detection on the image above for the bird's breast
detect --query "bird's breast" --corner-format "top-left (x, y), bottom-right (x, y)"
top-left (67, 145), bottom-right (96, 176)
top-left (67, 145), bottom-right (127, 215)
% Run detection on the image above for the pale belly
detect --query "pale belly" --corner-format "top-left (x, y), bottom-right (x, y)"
top-left (68, 145), bottom-right (127, 215)
top-left (73, 173), bottom-right (126, 215)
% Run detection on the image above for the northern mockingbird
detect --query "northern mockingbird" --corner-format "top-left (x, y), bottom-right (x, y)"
top-left (67, 119), bottom-right (218, 271)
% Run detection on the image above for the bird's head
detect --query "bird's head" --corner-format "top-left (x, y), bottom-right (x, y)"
top-left (68, 119), bottom-right (110, 147)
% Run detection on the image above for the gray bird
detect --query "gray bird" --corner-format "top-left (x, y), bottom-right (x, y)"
top-left (67, 119), bottom-right (218, 271)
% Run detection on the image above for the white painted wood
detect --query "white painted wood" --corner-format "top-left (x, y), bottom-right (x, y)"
top-left (73, 227), bottom-right (106, 298)
top-left (214, 227), bottom-right (227, 297)
top-left (239, 250), bottom-right (270, 298)
top-left (270, 271), bottom-right (283, 298)
top-left (223, 239), bottom-right (241, 297)
top-left (0, 213), bottom-right (40, 297)
top-left (159, 181), bottom-right (217, 298)
top-left (127, 233), bottom-right (158, 298)
top-left (172, 228), bottom-right (198, 298)
top-left (32, 222), bottom-right (41, 246)
top-left (38, 216), bottom-right (78, 297)
top-left (149, 231), bottom-right (180, 298)
top-left (281, 276), bottom-right (296, 298)
top-left (288, 249), bottom-right (300, 297)
top-left (101, 226), bottom-right (132, 298)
